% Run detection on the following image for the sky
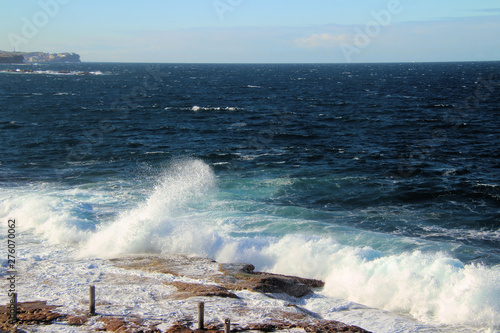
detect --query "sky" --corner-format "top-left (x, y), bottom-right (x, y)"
top-left (0, 0), bottom-right (499, 63)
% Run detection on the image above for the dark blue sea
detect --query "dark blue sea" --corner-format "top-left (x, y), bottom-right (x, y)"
top-left (1, 62), bottom-right (499, 331)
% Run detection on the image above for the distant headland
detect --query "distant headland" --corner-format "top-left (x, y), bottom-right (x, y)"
top-left (0, 51), bottom-right (81, 64)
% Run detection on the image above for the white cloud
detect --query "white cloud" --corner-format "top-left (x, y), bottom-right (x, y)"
top-left (294, 33), bottom-right (349, 48)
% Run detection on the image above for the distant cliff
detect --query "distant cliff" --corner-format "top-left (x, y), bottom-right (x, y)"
top-left (0, 53), bottom-right (24, 64)
top-left (0, 51), bottom-right (81, 63)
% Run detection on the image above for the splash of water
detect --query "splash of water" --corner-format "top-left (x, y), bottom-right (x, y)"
top-left (81, 159), bottom-right (216, 257)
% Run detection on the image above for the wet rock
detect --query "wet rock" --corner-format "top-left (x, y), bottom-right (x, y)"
top-left (97, 316), bottom-right (163, 332)
top-left (0, 301), bottom-right (63, 331)
top-left (167, 281), bottom-right (239, 299)
top-left (67, 315), bottom-right (88, 325)
top-left (252, 276), bottom-right (313, 298)
top-left (219, 262), bottom-right (324, 298)
top-left (97, 317), bottom-right (126, 331)
top-left (166, 324), bottom-right (193, 332)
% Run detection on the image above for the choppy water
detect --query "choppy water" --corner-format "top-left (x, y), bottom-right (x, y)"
top-left (1, 62), bottom-right (499, 331)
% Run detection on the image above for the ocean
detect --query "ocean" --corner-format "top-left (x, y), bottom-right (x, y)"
top-left (0, 62), bottom-right (499, 332)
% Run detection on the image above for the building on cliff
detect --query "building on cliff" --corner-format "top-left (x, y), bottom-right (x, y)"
top-left (23, 52), bottom-right (81, 63)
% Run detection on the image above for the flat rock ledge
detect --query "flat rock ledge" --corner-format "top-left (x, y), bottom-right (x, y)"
top-left (0, 302), bottom-right (370, 332)
top-left (114, 256), bottom-right (324, 299)
top-left (164, 320), bottom-right (370, 332)
top-left (0, 256), bottom-right (371, 332)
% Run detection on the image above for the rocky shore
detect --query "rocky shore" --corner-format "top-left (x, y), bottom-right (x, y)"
top-left (1, 255), bottom-right (372, 333)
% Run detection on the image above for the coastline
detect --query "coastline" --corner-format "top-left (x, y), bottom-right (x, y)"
top-left (1, 254), bottom-right (371, 333)
top-left (0, 51), bottom-right (81, 63)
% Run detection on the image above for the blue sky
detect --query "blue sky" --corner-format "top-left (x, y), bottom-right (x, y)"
top-left (1, 0), bottom-right (499, 63)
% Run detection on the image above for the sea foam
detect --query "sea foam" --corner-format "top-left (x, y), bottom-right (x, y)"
top-left (81, 159), bottom-right (216, 257)
top-left (0, 188), bottom-right (92, 245)
top-left (215, 230), bottom-right (500, 327)
top-left (2, 159), bottom-right (499, 330)
top-left (321, 249), bottom-right (500, 327)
